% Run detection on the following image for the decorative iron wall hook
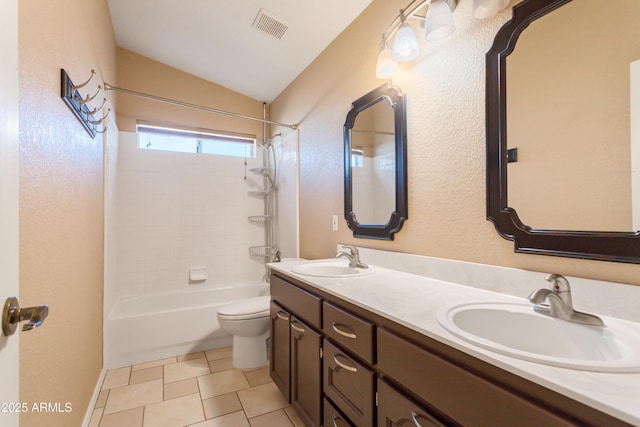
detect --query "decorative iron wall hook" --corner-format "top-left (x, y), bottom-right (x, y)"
top-left (73, 85), bottom-right (102, 105)
top-left (61, 69), bottom-right (110, 138)
top-left (71, 69), bottom-right (95, 91)
top-left (85, 98), bottom-right (107, 116)
top-left (89, 107), bottom-right (110, 126)
top-left (94, 108), bottom-right (112, 134)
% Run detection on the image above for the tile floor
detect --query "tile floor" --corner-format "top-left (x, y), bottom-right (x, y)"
top-left (88, 346), bottom-right (304, 427)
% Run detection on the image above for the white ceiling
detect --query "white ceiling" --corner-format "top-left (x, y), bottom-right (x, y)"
top-left (107, 0), bottom-right (373, 102)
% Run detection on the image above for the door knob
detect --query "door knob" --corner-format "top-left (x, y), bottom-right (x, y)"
top-left (2, 297), bottom-right (49, 336)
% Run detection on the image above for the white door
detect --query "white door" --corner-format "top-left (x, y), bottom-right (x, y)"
top-left (0, 0), bottom-right (21, 425)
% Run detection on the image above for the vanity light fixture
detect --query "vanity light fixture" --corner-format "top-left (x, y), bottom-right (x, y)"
top-left (376, 0), bottom-right (510, 79)
top-left (392, 14), bottom-right (420, 62)
top-left (376, 39), bottom-right (400, 79)
top-left (472, 0), bottom-right (510, 19)
top-left (424, 0), bottom-right (456, 41)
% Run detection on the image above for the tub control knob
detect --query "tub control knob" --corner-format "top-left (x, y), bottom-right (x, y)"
top-left (2, 297), bottom-right (49, 336)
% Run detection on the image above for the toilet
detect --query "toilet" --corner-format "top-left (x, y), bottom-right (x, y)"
top-left (217, 295), bottom-right (271, 369)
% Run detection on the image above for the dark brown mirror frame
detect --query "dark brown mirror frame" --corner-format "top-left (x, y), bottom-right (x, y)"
top-left (486, 0), bottom-right (640, 263)
top-left (344, 84), bottom-right (408, 240)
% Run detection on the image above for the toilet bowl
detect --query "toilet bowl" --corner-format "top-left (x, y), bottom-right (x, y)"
top-left (217, 295), bottom-right (271, 369)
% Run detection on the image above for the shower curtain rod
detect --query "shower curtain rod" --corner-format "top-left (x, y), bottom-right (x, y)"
top-left (103, 83), bottom-right (298, 130)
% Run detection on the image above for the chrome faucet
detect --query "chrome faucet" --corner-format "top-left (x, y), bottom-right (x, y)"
top-left (335, 245), bottom-right (368, 269)
top-left (527, 274), bottom-right (604, 327)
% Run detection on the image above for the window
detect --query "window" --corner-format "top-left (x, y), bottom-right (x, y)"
top-left (136, 123), bottom-right (256, 158)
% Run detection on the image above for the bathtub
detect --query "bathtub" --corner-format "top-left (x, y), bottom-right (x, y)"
top-left (104, 282), bottom-right (269, 369)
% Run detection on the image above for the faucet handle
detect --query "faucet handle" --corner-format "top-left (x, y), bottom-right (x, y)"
top-left (341, 244), bottom-right (358, 255)
top-left (545, 273), bottom-right (570, 293)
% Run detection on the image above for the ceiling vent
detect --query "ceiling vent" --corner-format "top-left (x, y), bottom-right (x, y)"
top-left (252, 8), bottom-right (289, 40)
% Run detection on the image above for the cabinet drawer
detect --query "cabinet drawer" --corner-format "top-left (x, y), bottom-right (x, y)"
top-left (270, 274), bottom-right (322, 329)
top-left (377, 328), bottom-right (575, 427)
top-left (323, 339), bottom-right (375, 427)
top-left (323, 302), bottom-right (374, 364)
top-left (377, 379), bottom-right (446, 427)
top-left (324, 398), bottom-right (355, 427)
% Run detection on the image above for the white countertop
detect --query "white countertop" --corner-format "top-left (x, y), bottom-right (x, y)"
top-left (269, 258), bottom-right (640, 426)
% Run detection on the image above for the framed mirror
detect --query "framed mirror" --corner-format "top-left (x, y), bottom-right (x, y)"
top-left (344, 84), bottom-right (408, 240)
top-left (486, 0), bottom-right (640, 263)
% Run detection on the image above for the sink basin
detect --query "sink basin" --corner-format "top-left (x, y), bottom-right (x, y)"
top-left (291, 261), bottom-right (377, 278)
top-left (437, 302), bottom-right (640, 372)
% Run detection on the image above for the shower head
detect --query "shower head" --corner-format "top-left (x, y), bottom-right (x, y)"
top-left (260, 133), bottom-right (282, 148)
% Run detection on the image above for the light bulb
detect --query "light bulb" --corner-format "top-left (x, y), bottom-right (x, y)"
top-left (424, 0), bottom-right (456, 42)
top-left (392, 23), bottom-right (420, 62)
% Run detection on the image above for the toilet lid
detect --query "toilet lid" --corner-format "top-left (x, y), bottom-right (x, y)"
top-left (218, 295), bottom-right (270, 318)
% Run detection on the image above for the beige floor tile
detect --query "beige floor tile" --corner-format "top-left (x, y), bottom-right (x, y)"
top-left (163, 357), bottom-right (210, 383)
top-left (202, 392), bottom-right (243, 419)
top-left (101, 366), bottom-right (131, 390)
top-left (178, 351), bottom-right (206, 362)
top-left (132, 356), bottom-right (176, 371)
top-left (243, 366), bottom-right (272, 387)
top-left (237, 382), bottom-right (289, 418)
top-left (249, 409), bottom-right (295, 427)
top-left (129, 365), bottom-right (163, 385)
top-left (205, 346), bottom-right (233, 361)
top-left (198, 369), bottom-right (250, 399)
top-left (143, 393), bottom-right (205, 427)
top-left (209, 357), bottom-right (233, 373)
top-left (103, 379), bottom-right (163, 415)
top-left (164, 377), bottom-right (199, 400)
top-left (284, 406), bottom-right (306, 427)
top-left (95, 390), bottom-right (109, 408)
top-left (88, 407), bottom-right (102, 427)
top-left (188, 411), bottom-right (250, 427)
top-left (99, 407), bottom-right (143, 427)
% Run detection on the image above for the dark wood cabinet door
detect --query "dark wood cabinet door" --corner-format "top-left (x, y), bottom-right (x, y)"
top-left (323, 339), bottom-right (375, 427)
top-left (291, 316), bottom-right (322, 427)
top-left (325, 398), bottom-right (356, 427)
top-left (270, 301), bottom-right (291, 401)
top-left (377, 379), bottom-right (447, 427)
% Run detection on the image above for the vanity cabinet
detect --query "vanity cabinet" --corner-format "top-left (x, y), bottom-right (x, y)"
top-left (269, 301), bottom-right (291, 401)
top-left (376, 379), bottom-right (445, 427)
top-left (270, 275), bottom-right (323, 427)
top-left (291, 316), bottom-right (322, 427)
top-left (270, 271), bottom-right (632, 427)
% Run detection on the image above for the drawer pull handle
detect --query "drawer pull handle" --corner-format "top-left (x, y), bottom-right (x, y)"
top-left (276, 311), bottom-right (290, 321)
top-left (333, 353), bottom-right (358, 373)
top-left (332, 322), bottom-right (356, 339)
top-left (411, 411), bottom-right (423, 427)
top-left (332, 415), bottom-right (346, 427)
top-left (290, 321), bottom-right (305, 333)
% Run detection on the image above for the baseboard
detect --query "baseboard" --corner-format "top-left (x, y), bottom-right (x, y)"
top-left (81, 368), bottom-right (107, 427)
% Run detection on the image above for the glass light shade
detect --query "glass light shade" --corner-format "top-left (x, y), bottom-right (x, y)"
top-left (424, 0), bottom-right (456, 42)
top-left (376, 48), bottom-right (399, 79)
top-left (392, 23), bottom-right (420, 62)
top-left (472, 0), bottom-right (510, 19)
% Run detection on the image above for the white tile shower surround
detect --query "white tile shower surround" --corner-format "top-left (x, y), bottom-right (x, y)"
top-left (113, 132), bottom-right (268, 298)
top-left (89, 346), bottom-right (304, 427)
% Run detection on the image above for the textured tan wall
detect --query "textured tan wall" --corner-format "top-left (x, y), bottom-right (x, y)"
top-left (115, 48), bottom-right (265, 138)
top-left (270, 0), bottom-right (640, 285)
top-left (18, 0), bottom-right (116, 424)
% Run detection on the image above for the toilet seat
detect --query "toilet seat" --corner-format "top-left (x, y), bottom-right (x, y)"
top-left (217, 295), bottom-right (270, 320)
